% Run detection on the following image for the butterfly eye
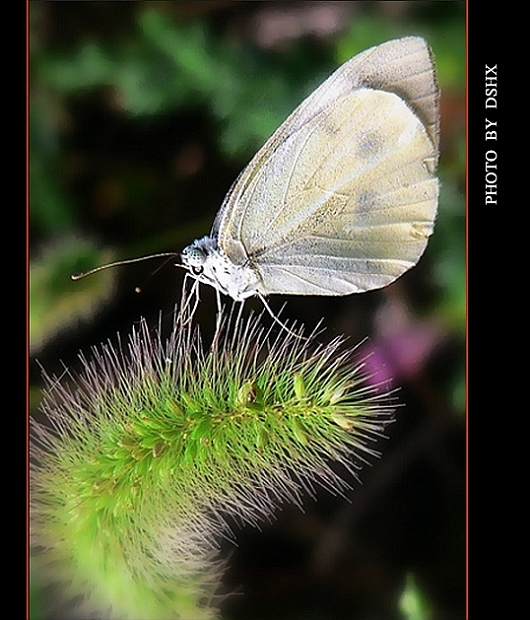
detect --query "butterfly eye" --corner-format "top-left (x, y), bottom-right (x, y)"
top-left (192, 265), bottom-right (204, 276)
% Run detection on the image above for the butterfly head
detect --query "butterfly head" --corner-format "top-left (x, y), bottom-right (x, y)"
top-left (180, 236), bottom-right (213, 276)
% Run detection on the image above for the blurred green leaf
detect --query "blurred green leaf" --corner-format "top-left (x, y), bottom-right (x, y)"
top-left (399, 574), bottom-right (432, 620)
top-left (30, 157), bottom-right (77, 235)
top-left (30, 238), bottom-right (117, 354)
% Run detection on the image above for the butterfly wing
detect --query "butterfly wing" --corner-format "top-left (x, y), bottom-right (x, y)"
top-left (213, 37), bottom-right (439, 295)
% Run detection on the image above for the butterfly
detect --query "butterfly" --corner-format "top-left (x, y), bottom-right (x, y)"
top-left (74, 37), bottom-right (439, 332)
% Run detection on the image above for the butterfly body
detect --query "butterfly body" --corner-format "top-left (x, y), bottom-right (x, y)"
top-left (181, 236), bottom-right (261, 301)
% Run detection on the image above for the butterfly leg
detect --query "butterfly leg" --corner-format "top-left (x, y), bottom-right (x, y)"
top-left (227, 300), bottom-right (246, 351)
top-left (257, 293), bottom-right (306, 340)
top-left (178, 274), bottom-right (200, 328)
top-left (211, 287), bottom-right (224, 349)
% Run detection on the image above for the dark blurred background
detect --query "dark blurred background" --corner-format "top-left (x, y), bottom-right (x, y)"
top-left (29, 2), bottom-right (465, 619)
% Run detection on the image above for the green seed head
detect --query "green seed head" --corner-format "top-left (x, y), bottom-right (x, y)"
top-left (31, 308), bottom-right (395, 619)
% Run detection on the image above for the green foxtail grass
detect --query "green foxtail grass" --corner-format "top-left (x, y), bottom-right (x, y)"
top-left (31, 306), bottom-right (395, 619)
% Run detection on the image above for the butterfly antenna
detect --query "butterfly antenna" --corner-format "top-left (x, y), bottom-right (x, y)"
top-left (257, 293), bottom-right (306, 341)
top-left (71, 252), bottom-right (181, 280)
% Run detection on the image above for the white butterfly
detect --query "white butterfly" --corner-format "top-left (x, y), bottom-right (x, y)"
top-left (74, 37), bottom-right (439, 331)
